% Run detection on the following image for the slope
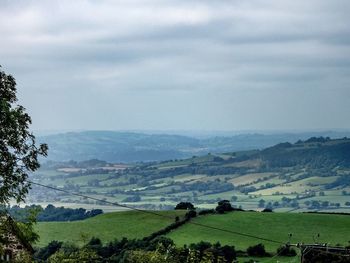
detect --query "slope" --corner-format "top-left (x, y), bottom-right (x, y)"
top-left (35, 210), bottom-right (185, 247)
top-left (167, 211), bottom-right (350, 252)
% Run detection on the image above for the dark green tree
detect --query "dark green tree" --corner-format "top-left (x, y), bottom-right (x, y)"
top-left (247, 243), bottom-right (269, 257)
top-left (276, 245), bottom-right (297, 257)
top-left (215, 200), bottom-right (234, 213)
top-left (0, 67), bottom-right (48, 204)
top-left (174, 202), bottom-right (194, 210)
top-left (34, 240), bottom-right (63, 261)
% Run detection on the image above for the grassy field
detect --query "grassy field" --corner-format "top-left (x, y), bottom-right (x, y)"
top-left (35, 210), bottom-right (350, 257)
top-left (35, 210), bottom-right (185, 247)
top-left (167, 211), bottom-right (350, 252)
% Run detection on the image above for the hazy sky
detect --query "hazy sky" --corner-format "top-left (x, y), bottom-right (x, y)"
top-left (1, 0), bottom-right (350, 131)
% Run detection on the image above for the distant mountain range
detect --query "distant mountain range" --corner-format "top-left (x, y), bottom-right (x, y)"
top-left (38, 130), bottom-right (350, 163)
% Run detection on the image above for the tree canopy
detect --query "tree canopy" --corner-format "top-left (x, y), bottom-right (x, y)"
top-left (174, 202), bottom-right (194, 210)
top-left (0, 67), bottom-right (48, 204)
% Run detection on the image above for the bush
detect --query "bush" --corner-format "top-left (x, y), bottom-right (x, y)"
top-left (198, 209), bottom-right (215, 215)
top-left (34, 240), bottom-right (63, 261)
top-left (175, 202), bottom-right (194, 210)
top-left (247, 243), bottom-right (269, 257)
top-left (276, 245), bottom-right (297, 257)
top-left (185, 210), bottom-right (197, 219)
top-left (146, 236), bottom-right (174, 251)
top-left (215, 200), bottom-right (233, 213)
top-left (189, 241), bottom-right (236, 262)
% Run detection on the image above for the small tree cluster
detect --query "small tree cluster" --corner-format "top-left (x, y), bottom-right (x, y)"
top-left (276, 245), bottom-right (297, 257)
top-left (175, 202), bottom-right (194, 210)
top-left (246, 243), bottom-right (270, 257)
top-left (215, 200), bottom-right (243, 214)
top-left (36, 237), bottom-right (237, 263)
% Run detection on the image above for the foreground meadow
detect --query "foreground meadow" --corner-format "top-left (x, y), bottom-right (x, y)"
top-left (36, 210), bottom-right (350, 253)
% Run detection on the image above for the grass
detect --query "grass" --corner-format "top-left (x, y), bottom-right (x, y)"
top-left (166, 211), bottom-right (350, 252)
top-left (173, 174), bottom-right (206, 182)
top-left (229, 172), bottom-right (275, 186)
top-left (35, 209), bottom-right (350, 258)
top-left (252, 177), bottom-right (327, 195)
top-left (67, 173), bottom-right (112, 184)
top-left (198, 190), bottom-right (236, 200)
top-left (35, 210), bottom-right (185, 247)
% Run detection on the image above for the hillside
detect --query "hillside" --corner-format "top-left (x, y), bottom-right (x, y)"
top-left (260, 137), bottom-right (350, 168)
top-left (38, 130), bottom-right (350, 162)
top-left (35, 210), bottom-right (350, 254)
top-left (167, 211), bottom-right (350, 252)
top-left (35, 210), bottom-right (186, 247)
top-left (30, 137), bottom-right (350, 214)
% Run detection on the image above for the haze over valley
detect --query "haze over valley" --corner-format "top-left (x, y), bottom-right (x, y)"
top-left (1, 0), bottom-right (350, 262)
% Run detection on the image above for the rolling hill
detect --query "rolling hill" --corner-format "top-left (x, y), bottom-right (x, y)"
top-left (35, 210), bottom-right (186, 247)
top-left (30, 137), bottom-right (350, 214)
top-left (35, 210), bottom-right (350, 254)
top-left (166, 211), bottom-right (350, 252)
top-left (38, 130), bottom-right (350, 162)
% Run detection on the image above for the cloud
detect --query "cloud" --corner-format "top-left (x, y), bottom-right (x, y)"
top-left (0, 0), bottom-right (350, 130)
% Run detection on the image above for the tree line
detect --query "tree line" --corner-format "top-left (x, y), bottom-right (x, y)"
top-left (3, 204), bottom-right (103, 222)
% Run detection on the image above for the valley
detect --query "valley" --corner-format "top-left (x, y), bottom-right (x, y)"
top-left (28, 137), bottom-right (350, 213)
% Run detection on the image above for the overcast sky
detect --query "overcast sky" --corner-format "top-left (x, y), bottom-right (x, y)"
top-left (1, 0), bottom-right (350, 132)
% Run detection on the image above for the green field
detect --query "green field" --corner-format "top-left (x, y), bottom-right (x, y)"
top-left (29, 137), bottom-right (350, 214)
top-left (35, 210), bottom-right (350, 256)
top-left (167, 212), bottom-right (350, 252)
top-left (35, 210), bottom-right (185, 247)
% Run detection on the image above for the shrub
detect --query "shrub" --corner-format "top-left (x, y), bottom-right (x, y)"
top-left (198, 209), bottom-right (215, 215)
top-left (34, 240), bottom-right (63, 261)
top-left (247, 243), bottom-right (269, 257)
top-left (276, 245), bottom-right (297, 257)
top-left (175, 202), bottom-right (194, 210)
top-left (215, 200), bottom-right (233, 213)
top-left (185, 210), bottom-right (197, 219)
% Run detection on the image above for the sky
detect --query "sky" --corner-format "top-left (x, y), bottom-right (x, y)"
top-left (1, 0), bottom-right (350, 132)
